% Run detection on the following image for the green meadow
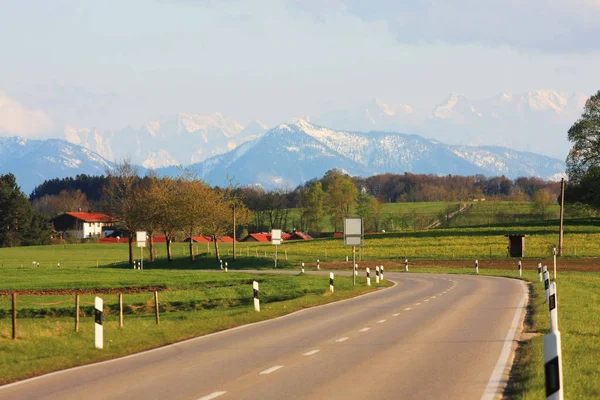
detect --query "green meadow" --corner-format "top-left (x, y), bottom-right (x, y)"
top-left (1, 215), bottom-right (599, 398)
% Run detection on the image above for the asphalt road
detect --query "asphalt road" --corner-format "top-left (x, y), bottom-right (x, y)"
top-left (0, 272), bottom-right (527, 400)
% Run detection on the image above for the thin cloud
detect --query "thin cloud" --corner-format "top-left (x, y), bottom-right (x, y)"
top-left (0, 94), bottom-right (55, 136)
top-left (291, 0), bottom-right (600, 53)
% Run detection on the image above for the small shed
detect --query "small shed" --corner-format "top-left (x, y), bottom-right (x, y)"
top-left (505, 234), bottom-right (527, 257)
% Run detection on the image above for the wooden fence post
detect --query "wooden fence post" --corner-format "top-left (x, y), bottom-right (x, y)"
top-left (75, 294), bottom-right (80, 332)
top-left (154, 291), bottom-right (160, 324)
top-left (12, 293), bottom-right (17, 340)
top-left (119, 293), bottom-right (124, 328)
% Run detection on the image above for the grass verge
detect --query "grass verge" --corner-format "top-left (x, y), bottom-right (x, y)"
top-left (0, 272), bottom-right (389, 385)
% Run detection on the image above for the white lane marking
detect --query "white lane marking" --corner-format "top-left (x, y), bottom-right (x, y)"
top-left (430, 296), bottom-right (437, 299)
top-left (481, 280), bottom-right (528, 400)
top-left (335, 337), bottom-right (349, 342)
top-left (404, 307), bottom-right (411, 311)
top-left (392, 313), bottom-right (400, 316)
top-left (424, 299), bottom-right (430, 302)
top-left (303, 349), bottom-right (320, 356)
top-left (377, 319), bottom-right (387, 323)
top-left (198, 391), bottom-right (227, 400)
top-left (414, 302), bottom-right (421, 306)
top-left (260, 366), bottom-right (283, 375)
top-left (359, 327), bottom-right (370, 332)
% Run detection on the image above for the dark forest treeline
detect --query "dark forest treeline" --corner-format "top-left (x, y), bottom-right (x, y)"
top-left (30, 172), bottom-right (561, 206)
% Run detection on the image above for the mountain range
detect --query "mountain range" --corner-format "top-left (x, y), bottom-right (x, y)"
top-left (1, 89), bottom-right (579, 194)
top-left (156, 120), bottom-right (566, 189)
top-left (55, 90), bottom-right (584, 169)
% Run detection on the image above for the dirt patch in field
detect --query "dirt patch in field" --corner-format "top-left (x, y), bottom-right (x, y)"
top-left (0, 286), bottom-right (167, 296)
top-left (310, 258), bottom-right (600, 272)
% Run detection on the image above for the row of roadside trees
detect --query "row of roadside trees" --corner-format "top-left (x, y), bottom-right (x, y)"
top-left (103, 162), bottom-right (250, 266)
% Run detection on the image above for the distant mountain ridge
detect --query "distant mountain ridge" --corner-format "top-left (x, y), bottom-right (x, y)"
top-left (156, 120), bottom-right (566, 189)
top-left (0, 137), bottom-right (115, 194)
top-left (1, 120), bottom-right (566, 194)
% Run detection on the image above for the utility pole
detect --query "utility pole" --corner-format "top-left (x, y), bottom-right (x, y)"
top-left (233, 203), bottom-right (237, 260)
top-left (559, 178), bottom-right (565, 256)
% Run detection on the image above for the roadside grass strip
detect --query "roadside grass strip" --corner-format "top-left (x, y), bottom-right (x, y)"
top-left (0, 270), bottom-right (389, 385)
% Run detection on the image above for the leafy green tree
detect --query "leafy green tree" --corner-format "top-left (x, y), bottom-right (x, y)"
top-left (566, 90), bottom-right (600, 208)
top-left (302, 181), bottom-right (327, 235)
top-left (356, 191), bottom-right (381, 232)
top-left (531, 189), bottom-right (554, 219)
top-left (326, 172), bottom-right (358, 232)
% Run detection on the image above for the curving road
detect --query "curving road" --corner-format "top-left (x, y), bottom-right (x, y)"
top-left (0, 272), bottom-right (527, 400)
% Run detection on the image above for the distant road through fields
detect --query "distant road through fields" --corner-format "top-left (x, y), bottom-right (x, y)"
top-left (0, 272), bottom-right (527, 400)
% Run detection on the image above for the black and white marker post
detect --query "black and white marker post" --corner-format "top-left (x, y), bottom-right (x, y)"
top-left (224, 261), bottom-right (228, 273)
top-left (329, 272), bottom-right (334, 293)
top-left (366, 267), bottom-right (371, 286)
top-left (94, 297), bottom-right (103, 349)
top-left (253, 281), bottom-right (260, 312)
top-left (538, 263), bottom-right (543, 282)
top-left (553, 245), bottom-right (557, 280)
top-left (518, 260), bottom-right (522, 277)
top-left (220, 259), bottom-right (223, 270)
top-left (375, 266), bottom-right (380, 284)
top-left (544, 268), bottom-right (550, 303)
top-left (544, 282), bottom-right (564, 400)
top-left (475, 259), bottom-right (479, 274)
top-left (405, 258), bottom-right (409, 272)
top-left (380, 265), bottom-right (384, 281)
top-left (301, 263), bottom-right (305, 274)
top-left (354, 263), bottom-right (358, 277)
top-left (317, 259), bottom-right (320, 270)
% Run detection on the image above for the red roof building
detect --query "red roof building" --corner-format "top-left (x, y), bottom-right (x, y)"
top-left (52, 212), bottom-right (115, 239)
top-left (287, 231), bottom-right (313, 241)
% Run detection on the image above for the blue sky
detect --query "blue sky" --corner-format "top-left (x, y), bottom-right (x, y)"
top-left (1, 0), bottom-right (599, 135)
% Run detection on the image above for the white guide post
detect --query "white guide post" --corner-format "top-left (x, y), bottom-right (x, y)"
top-left (475, 259), bottom-right (479, 274)
top-left (94, 297), bottom-right (103, 349)
top-left (329, 272), bottom-right (334, 293)
top-left (317, 259), bottom-right (320, 270)
top-left (375, 266), bottom-right (380, 284)
top-left (354, 263), bottom-right (358, 276)
top-left (538, 263), bottom-right (543, 282)
top-left (366, 267), bottom-right (371, 286)
top-left (544, 269), bottom-right (550, 303)
top-left (253, 281), bottom-right (260, 312)
top-left (381, 265), bottom-right (384, 281)
top-left (405, 258), bottom-right (409, 272)
top-left (553, 246), bottom-right (557, 280)
top-left (544, 282), bottom-right (563, 400)
top-left (518, 260), bottom-right (522, 277)
top-left (225, 261), bottom-right (228, 273)
top-left (301, 262), bottom-right (305, 274)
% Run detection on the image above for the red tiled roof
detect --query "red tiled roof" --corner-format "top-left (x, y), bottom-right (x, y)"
top-left (217, 236), bottom-right (234, 242)
top-left (190, 236), bottom-right (212, 243)
top-left (65, 212), bottom-right (114, 223)
top-left (333, 232), bottom-right (344, 238)
top-left (289, 232), bottom-right (312, 240)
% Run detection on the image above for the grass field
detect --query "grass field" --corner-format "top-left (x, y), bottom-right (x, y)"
top-left (0, 268), bottom-right (388, 384)
top-left (1, 217), bottom-right (599, 397)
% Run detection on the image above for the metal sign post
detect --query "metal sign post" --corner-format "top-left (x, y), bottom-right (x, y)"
top-left (271, 229), bottom-right (282, 269)
top-left (136, 231), bottom-right (147, 270)
top-left (344, 218), bottom-right (363, 286)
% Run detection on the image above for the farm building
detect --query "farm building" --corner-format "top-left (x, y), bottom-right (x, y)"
top-left (240, 232), bottom-right (300, 242)
top-left (186, 236), bottom-right (235, 243)
top-left (240, 233), bottom-right (271, 242)
top-left (52, 212), bottom-right (115, 239)
top-left (287, 231), bottom-right (313, 241)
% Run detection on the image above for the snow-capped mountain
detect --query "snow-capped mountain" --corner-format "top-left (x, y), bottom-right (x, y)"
top-left (0, 137), bottom-right (115, 194)
top-left (64, 113), bottom-right (269, 169)
top-left (156, 120), bottom-right (566, 189)
top-left (312, 90), bottom-right (587, 159)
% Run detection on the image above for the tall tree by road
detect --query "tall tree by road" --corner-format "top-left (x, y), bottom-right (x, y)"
top-left (103, 161), bottom-right (141, 265)
top-left (566, 90), bottom-right (600, 209)
top-left (326, 171), bottom-right (358, 232)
